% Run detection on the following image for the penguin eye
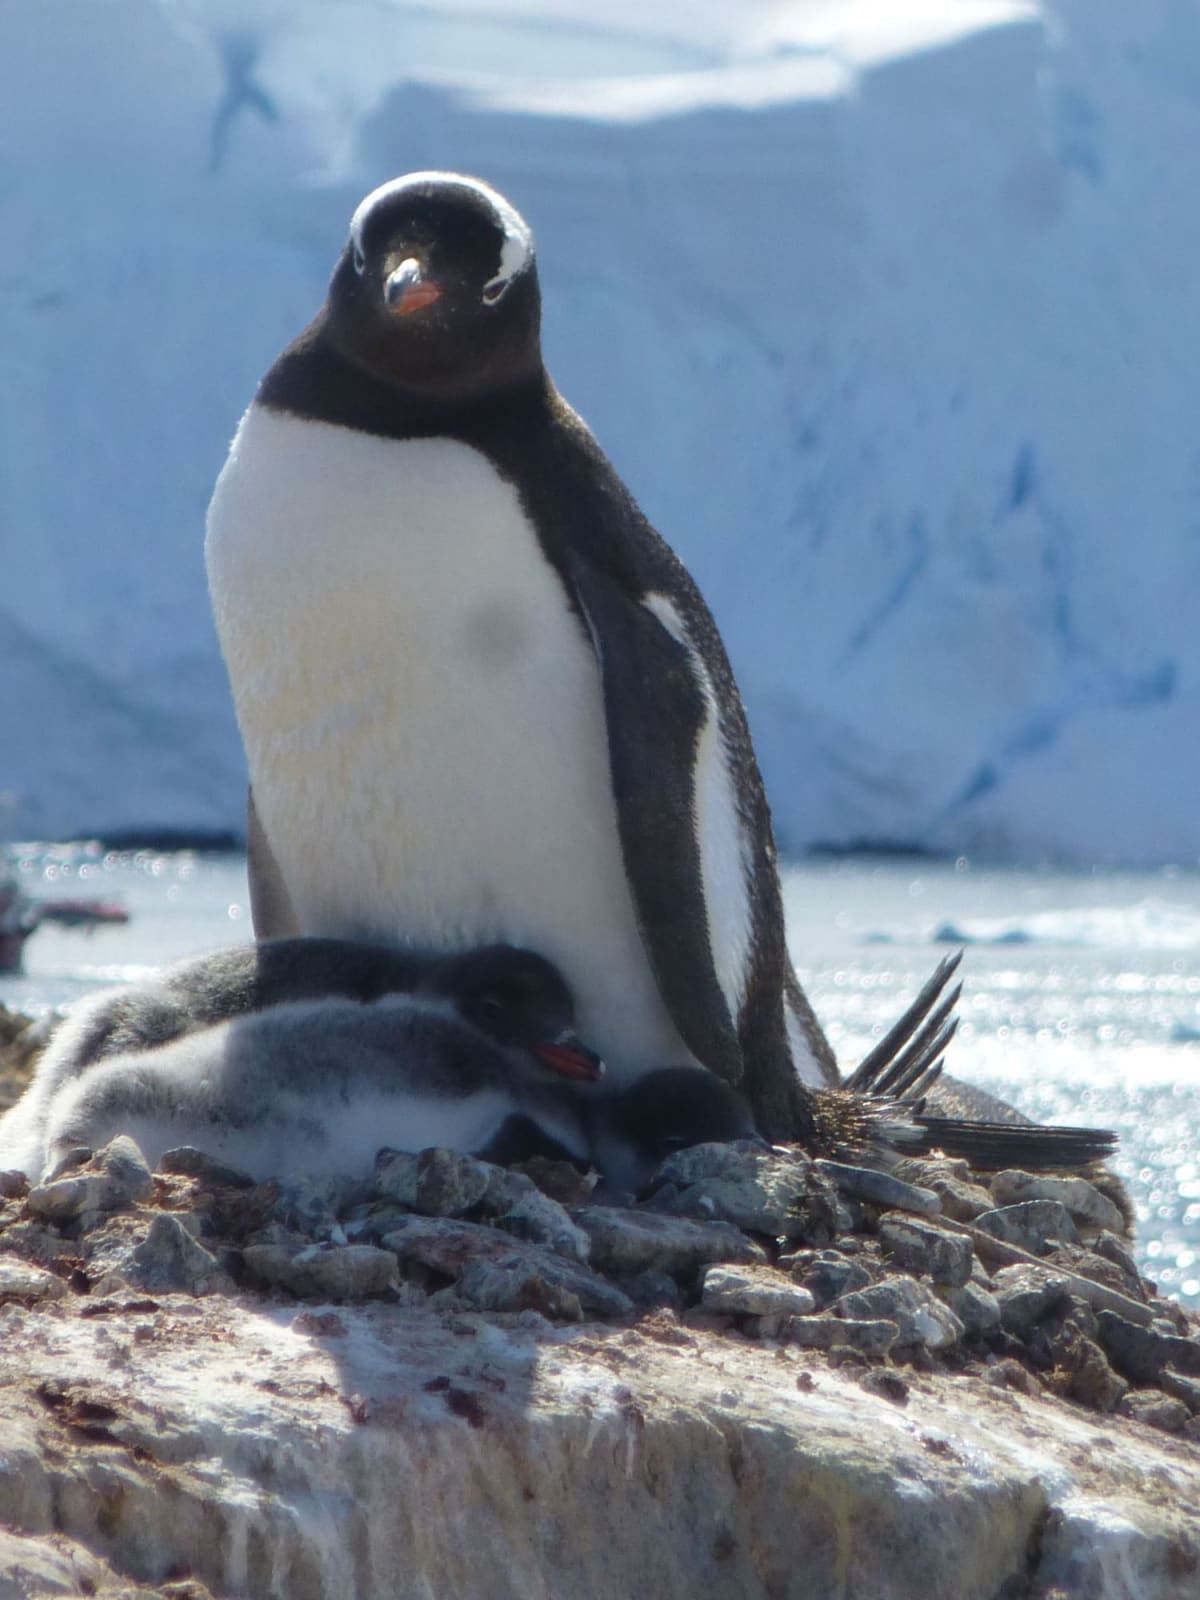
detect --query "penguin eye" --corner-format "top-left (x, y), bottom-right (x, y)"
top-left (481, 277), bottom-right (506, 306)
top-left (476, 995), bottom-right (505, 1018)
top-left (352, 243), bottom-right (366, 275)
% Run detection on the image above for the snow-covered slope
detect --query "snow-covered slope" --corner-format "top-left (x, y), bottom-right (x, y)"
top-left (2, 0), bottom-right (1197, 861)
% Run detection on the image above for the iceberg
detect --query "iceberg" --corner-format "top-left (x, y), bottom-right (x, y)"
top-left (2, 0), bottom-right (1196, 863)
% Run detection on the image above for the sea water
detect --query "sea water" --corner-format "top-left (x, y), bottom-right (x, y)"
top-left (3, 844), bottom-right (1198, 1309)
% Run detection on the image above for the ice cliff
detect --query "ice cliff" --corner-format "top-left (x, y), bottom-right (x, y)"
top-left (2, 0), bottom-right (1197, 863)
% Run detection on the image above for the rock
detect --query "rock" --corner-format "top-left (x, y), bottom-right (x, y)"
top-left (115, 1213), bottom-right (233, 1297)
top-left (242, 1242), bottom-right (400, 1300)
top-left (381, 1217), bottom-right (632, 1320)
top-left (989, 1170), bottom-right (1126, 1236)
top-left (25, 1135), bottom-right (154, 1223)
top-left (0, 1279), bottom-right (1196, 1597)
top-left (973, 1200), bottom-right (1080, 1254)
top-left (1096, 1311), bottom-right (1200, 1384)
top-left (701, 1265), bottom-right (816, 1317)
top-left (1048, 1335), bottom-right (1127, 1414)
top-left (784, 1315), bottom-right (899, 1358)
top-left (457, 1257), bottom-right (588, 1321)
top-left (570, 1207), bottom-right (764, 1277)
top-left (980, 1358), bottom-right (1043, 1397)
top-left (1091, 1230), bottom-right (1145, 1288)
top-left (479, 1171), bottom-right (590, 1263)
top-left (858, 1369), bottom-right (910, 1405)
top-left (157, 1146), bottom-right (256, 1188)
top-left (374, 1148), bottom-right (420, 1206)
top-left (948, 1282), bottom-right (1001, 1340)
top-left (0, 1257), bottom-right (68, 1303)
top-left (815, 1161), bottom-right (942, 1216)
top-left (789, 1253), bottom-right (874, 1308)
top-left (927, 1174), bottom-right (996, 1222)
top-left (614, 1270), bottom-right (684, 1313)
top-left (1117, 1390), bottom-right (1192, 1434)
top-left (0, 1526), bottom-right (109, 1598)
top-left (992, 1266), bottom-right (1074, 1339)
top-left (0, 1170), bottom-right (29, 1201)
top-left (649, 1144), bottom-right (837, 1242)
top-left (878, 1217), bottom-right (974, 1287)
top-left (835, 1276), bottom-right (965, 1351)
top-left (1159, 1368), bottom-right (1200, 1413)
top-left (415, 1148), bottom-right (493, 1217)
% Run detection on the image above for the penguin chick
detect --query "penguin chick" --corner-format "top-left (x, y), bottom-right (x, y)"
top-left (13, 946), bottom-right (603, 1182)
top-left (0, 937), bottom-right (604, 1177)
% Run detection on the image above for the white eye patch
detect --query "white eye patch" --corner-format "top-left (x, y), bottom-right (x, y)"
top-left (347, 172), bottom-right (535, 304)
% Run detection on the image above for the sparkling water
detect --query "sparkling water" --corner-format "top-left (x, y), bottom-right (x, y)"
top-left (4, 844), bottom-right (1197, 1308)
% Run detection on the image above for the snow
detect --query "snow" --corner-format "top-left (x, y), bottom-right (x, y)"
top-left (2, 0), bottom-right (1197, 863)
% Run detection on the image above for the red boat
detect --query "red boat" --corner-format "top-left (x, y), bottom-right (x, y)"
top-left (0, 876), bottom-right (130, 974)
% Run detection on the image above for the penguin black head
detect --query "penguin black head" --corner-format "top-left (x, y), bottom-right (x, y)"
top-left (325, 172), bottom-right (542, 401)
top-left (589, 1066), bottom-right (764, 1194)
top-left (439, 944), bottom-right (604, 1084)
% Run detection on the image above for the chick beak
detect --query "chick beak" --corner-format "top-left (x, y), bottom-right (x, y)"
top-left (385, 257), bottom-right (443, 317)
top-left (532, 1031), bottom-right (605, 1083)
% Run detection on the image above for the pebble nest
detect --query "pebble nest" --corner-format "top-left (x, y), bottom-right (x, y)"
top-left (1, 1007), bottom-right (1198, 1439)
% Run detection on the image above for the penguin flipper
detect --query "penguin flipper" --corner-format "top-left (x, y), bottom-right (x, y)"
top-left (246, 787), bottom-right (301, 939)
top-left (565, 560), bottom-right (742, 1085)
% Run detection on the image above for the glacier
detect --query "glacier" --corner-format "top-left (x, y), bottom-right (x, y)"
top-left (2, 0), bottom-right (1197, 863)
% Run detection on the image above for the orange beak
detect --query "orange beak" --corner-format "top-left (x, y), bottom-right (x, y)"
top-left (385, 258), bottom-right (443, 317)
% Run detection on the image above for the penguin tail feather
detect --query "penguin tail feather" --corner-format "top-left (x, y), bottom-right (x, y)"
top-left (844, 951), bottom-right (963, 1102)
top-left (913, 1115), bottom-right (1118, 1171)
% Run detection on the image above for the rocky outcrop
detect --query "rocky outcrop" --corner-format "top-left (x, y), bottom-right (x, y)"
top-left (1, 1283), bottom-right (1198, 1600)
top-left (0, 1125), bottom-right (1198, 1600)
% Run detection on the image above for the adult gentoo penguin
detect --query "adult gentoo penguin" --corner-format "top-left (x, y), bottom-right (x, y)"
top-left (206, 173), bottom-right (943, 1141)
top-left (9, 946), bottom-right (603, 1184)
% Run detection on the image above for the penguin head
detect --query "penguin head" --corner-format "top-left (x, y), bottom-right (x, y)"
top-left (589, 1066), bottom-right (764, 1194)
top-left (441, 944), bottom-right (605, 1084)
top-left (326, 172), bottom-right (542, 400)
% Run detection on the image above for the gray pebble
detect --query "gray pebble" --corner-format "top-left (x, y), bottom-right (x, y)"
top-left (989, 1170), bottom-right (1125, 1236)
top-left (243, 1241), bottom-right (400, 1300)
top-left (785, 1315), bottom-right (899, 1358)
top-left (948, 1281), bottom-right (1002, 1339)
top-left (0, 1257), bottom-right (68, 1302)
top-left (26, 1136), bottom-right (154, 1223)
top-left (991, 1266), bottom-right (1073, 1338)
top-left (124, 1213), bottom-right (232, 1297)
top-left (382, 1216), bottom-right (632, 1319)
top-left (1117, 1389), bottom-right (1192, 1434)
top-left (835, 1275), bottom-right (964, 1351)
top-left (815, 1161), bottom-right (941, 1217)
top-left (650, 1144), bottom-right (836, 1242)
top-left (1096, 1310), bottom-right (1200, 1383)
top-left (414, 1148), bottom-right (493, 1217)
top-left (973, 1200), bottom-right (1080, 1255)
top-left (792, 1255), bottom-right (874, 1308)
top-left (570, 1206), bottom-right (765, 1277)
top-left (878, 1216), bottom-right (974, 1288)
top-left (701, 1265), bottom-right (817, 1317)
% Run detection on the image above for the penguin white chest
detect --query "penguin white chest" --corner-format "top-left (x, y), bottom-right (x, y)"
top-left (206, 404), bottom-right (692, 1077)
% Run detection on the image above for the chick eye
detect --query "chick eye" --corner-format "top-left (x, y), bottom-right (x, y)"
top-left (352, 243), bottom-right (366, 275)
top-left (477, 996), bottom-right (505, 1017)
